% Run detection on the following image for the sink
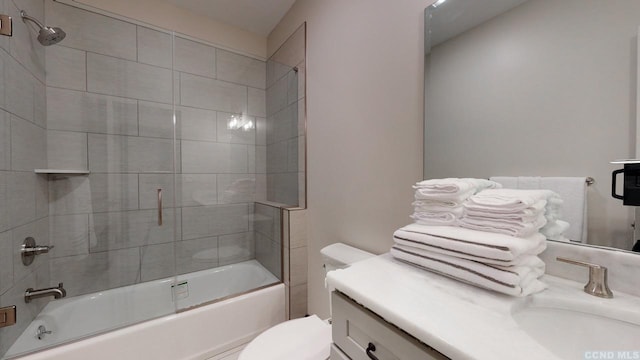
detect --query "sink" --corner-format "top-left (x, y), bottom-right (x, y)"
top-left (512, 277), bottom-right (640, 359)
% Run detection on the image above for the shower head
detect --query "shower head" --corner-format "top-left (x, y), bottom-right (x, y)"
top-left (20, 10), bottom-right (66, 46)
top-left (36, 26), bottom-right (66, 46)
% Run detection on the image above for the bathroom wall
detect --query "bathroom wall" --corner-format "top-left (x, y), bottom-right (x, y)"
top-left (268, 0), bottom-right (430, 318)
top-left (423, 0), bottom-right (638, 249)
top-left (44, 1), bottom-right (266, 297)
top-left (0, 0), bottom-right (50, 356)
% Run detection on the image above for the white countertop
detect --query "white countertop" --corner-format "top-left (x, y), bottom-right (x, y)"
top-left (326, 254), bottom-right (640, 360)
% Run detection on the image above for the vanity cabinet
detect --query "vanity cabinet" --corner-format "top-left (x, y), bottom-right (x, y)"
top-left (331, 291), bottom-right (448, 360)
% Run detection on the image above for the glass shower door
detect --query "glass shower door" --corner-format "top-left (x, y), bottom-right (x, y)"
top-left (43, 3), bottom-right (180, 344)
top-left (0, 2), bottom-right (179, 357)
top-left (171, 31), bottom-right (280, 311)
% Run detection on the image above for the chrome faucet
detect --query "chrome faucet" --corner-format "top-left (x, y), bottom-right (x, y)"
top-left (557, 257), bottom-right (613, 298)
top-left (25, 283), bottom-right (66, 303)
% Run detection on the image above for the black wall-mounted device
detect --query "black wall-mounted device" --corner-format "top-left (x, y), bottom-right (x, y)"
top-left (611, 163), bottom-right (640, 206)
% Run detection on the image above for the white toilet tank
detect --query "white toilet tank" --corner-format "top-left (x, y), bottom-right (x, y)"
top-left (321, 243), bottom-right (374, 272)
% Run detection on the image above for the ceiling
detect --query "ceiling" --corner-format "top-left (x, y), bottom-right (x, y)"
top-left (166, 0), bottom-right (297, 36)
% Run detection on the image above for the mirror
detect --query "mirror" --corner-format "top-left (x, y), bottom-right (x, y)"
top-left (424, 0), bottom-right (640, 252)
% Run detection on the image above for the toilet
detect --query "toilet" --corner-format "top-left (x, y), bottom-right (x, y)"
top-left (238, 243), bottom-right (374, 360)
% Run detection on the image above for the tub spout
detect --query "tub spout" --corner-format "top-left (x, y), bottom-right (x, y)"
top-left (25, 283), bottom-right (66, 303)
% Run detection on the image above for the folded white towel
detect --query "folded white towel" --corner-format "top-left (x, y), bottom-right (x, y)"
top-left (413, 200), bottom-right (464, 211)
top-left (463, 200), bottom-right (545, 222)
top-left (414, 178), bottom-right (501, 190)
top-left (393, 237), bottom-right (546, 266)
top-left (413, 178), bottom-right (501, 201)
top-left (466, 189), bottom-right (559, 211)
top-left (490, 176), bottom-right (587, 243)
top-left (459, 214), bottom-right (547, 238)
top-left (390, 245), bottom-right (547, 297)
top-left (414, 178), bottom-right (476, 192)
top-left (515, 176), bottom-right (541, 189)
top-left (393, 224), bottom-right (546, 265)
top-left (411, 212), bottom-right (459, 226)
top-left (393, 244), bottom-right (545, 284)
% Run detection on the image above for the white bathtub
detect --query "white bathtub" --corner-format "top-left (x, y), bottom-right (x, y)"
top-left (5, 260), bottom-right (284, 360)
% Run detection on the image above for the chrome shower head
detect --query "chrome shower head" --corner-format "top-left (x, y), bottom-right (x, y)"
top-left (36, 26), bottom-right (66, 46)
top-left (20, 10), bottom-right (66, 46)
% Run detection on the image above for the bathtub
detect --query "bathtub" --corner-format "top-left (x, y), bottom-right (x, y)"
top-left (5, 260), bottom-right (284, 360)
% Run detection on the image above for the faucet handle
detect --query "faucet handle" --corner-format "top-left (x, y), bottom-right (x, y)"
top-left (21, 237), bottom-right (54, 266)
top-left (556, 257), bottom-right (613, 298)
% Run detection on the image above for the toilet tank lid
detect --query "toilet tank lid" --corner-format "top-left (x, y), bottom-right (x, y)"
top-left (320, 243), bottom-right (374, 266)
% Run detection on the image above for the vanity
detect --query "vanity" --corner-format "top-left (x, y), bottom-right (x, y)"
top-left (326, 249), bottom-right (640, 360)
top-left (330, 289), bottom-right (446, 360)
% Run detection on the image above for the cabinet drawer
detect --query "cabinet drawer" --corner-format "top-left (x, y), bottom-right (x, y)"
top-left (331, 343), bottom-right (352, 360)
top-left (332, 291), bottom-right (448, 360)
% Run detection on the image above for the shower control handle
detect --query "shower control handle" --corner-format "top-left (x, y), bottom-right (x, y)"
top-left (21, 237), bottom-right (54, 266)
top-left (22, 245), bottom-right (54, 255)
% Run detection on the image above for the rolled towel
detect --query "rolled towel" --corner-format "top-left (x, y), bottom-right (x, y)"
top-left (413, 178), bottom-right (501, 200)
top-left (459, 214), bottom-right (547, 238)
top-left (390, 245), bottom-right (547, 297)
top-left (393, 224), bottom-right (546, 265)
top-left (466, 189), bottom-right (559, 212)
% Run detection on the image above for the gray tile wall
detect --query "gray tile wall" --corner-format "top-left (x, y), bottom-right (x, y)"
top-left (254, 203), bottom-right (282, 279)
top-left (0, 0), bottom-right (50, 357)
top-left (265, 59), bottom-right (305, 207)
top-left (42, 1), bottom-right (268, 305)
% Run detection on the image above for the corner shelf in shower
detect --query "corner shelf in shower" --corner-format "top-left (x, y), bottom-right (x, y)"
top-left (34, 169), bottom-right (91, 177)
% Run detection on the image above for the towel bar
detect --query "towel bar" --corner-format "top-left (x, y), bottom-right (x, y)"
top-left (488, 177), bottom-right (595, 185)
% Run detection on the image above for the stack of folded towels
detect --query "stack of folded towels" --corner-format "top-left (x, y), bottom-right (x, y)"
top-left (411, 178), bottom-right (502, 226)
top-left (392, 179), bottom-right (563, 297)
top-left (459, 188), bottom-right (569, 241)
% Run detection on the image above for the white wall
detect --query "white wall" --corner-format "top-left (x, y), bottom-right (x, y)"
top-left (269, 0), bottom-right (431, 318)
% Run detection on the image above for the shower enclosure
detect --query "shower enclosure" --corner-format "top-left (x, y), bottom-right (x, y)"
top-left (0, 0), bottom-right (305, 358)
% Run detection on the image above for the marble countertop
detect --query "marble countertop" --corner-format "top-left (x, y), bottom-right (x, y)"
top-left (325, 254), bottom-right (640, 360)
